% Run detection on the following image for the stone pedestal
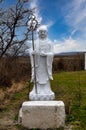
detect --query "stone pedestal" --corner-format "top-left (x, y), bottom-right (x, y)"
top-left (19, 101), bottom-right (65, 129)
top-left (29, 83), bottom-right (55, 101)
top-left (29, 92), bottom-right (55, 101)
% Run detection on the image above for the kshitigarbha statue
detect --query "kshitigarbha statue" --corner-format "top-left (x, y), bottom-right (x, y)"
top-left (29, 25), bottom-right (55, 100)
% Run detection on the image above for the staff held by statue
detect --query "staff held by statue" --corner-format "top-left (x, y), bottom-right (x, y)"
top-left (27, 14), bottom-right (39, 94)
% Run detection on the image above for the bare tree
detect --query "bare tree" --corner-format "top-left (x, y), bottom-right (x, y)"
top-left (0, 0), bottom-right (32, 58)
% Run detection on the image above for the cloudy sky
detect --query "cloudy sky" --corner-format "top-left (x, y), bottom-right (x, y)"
top-left (29, 0), bottom-right (86, 53)
top-left (3, 0), bottom-right (86, 53)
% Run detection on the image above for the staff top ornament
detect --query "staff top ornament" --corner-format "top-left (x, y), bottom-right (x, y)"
top-left (27, 14), bottom-right (39, 31)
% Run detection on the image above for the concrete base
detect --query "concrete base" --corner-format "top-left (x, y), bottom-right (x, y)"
top-left (18, 101), bottom-right (66, 129)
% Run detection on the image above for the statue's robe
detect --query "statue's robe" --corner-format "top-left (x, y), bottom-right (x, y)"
top-left (30, 39), bottom-right (54, 94)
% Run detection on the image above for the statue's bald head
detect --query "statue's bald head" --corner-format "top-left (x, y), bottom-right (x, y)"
top-left (37, 25), bottom-right (48, 40)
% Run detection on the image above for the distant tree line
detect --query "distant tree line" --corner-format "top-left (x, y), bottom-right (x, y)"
top-left (0, 56), bottom-right (31, 88)
top-left (0, 54), bottom-right (85, 88)
top-left (53, 54), bottom-right (84, 72)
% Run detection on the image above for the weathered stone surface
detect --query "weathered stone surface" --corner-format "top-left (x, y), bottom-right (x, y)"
top-left (22, 101), bottom-right (65, 129)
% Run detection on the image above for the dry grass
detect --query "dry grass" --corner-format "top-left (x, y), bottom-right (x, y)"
top-left (0, 81), bottom-right (27, 110)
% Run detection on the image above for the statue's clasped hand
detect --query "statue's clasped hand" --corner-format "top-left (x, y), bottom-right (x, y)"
top-left (40, 51), bottom-right (46, 56)
top-left (32, 50), bottom-right (46, 56)
top-left (40, 52), bottom-right (53, 56)
top-left (31, 51), bottom-right (53, 56)
top-left (31, 50), bottom-right (38, 55)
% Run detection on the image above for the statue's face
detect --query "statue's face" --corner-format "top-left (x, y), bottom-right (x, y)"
top-left (38, 30), bottom-right (47, 40)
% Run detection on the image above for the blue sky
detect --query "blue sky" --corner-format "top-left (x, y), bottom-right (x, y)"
top-left (29, 0), bottom-right (86, 53)
top-left (3, 0), bottom-right (86, 53)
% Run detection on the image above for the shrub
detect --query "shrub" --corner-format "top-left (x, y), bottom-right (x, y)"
top-left (0, 73), bottom-right (12, 88)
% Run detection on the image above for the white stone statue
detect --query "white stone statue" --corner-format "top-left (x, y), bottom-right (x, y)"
top-left (29, 25), bottom-right (55, 100)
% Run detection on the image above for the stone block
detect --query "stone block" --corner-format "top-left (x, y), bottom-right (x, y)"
top-left (21, 101), bottom-right (65, 129)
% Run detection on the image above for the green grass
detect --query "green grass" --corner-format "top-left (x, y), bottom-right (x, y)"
top-left (51, 71), bottom-right (86, 130)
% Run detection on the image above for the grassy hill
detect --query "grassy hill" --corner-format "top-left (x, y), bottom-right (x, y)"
top-left (0, 71), bottom-right (86, 130)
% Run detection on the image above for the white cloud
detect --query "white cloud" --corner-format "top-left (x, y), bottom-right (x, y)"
top-left (29, 0), bottom-right (54, 28)
top-left (28, 37), bottom-right (86, 54)
top-left (51, 0), bottom-right (86, 53)
top-left (46, 21), bottom-right (55, 29)
top-left (63, 0), bottom-right (86, 37)
top-left (29, 0), bottom-right (42, 23)
top-left (53, 38), bottom-right (86, 53)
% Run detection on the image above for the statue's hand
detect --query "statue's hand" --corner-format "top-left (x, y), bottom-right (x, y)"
top-left (40, 51), bottom-right (46, 56)
top-left (31, 50), bottom-right (36, 55)
top-left (31, 50), bottom-right (39, 55)
top-left (40, 52), bottom-right (53, 56)
top-left (31, 50), bottom-right (40, 55)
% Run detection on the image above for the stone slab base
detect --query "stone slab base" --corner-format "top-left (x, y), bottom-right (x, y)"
top-left (19, 101), bottom-right (65, 129)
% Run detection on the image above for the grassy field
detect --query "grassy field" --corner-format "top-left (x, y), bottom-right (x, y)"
top-left (0, 71), bottom-right (86, 130)
top-left (51, 71), bottom-right (86, 130)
